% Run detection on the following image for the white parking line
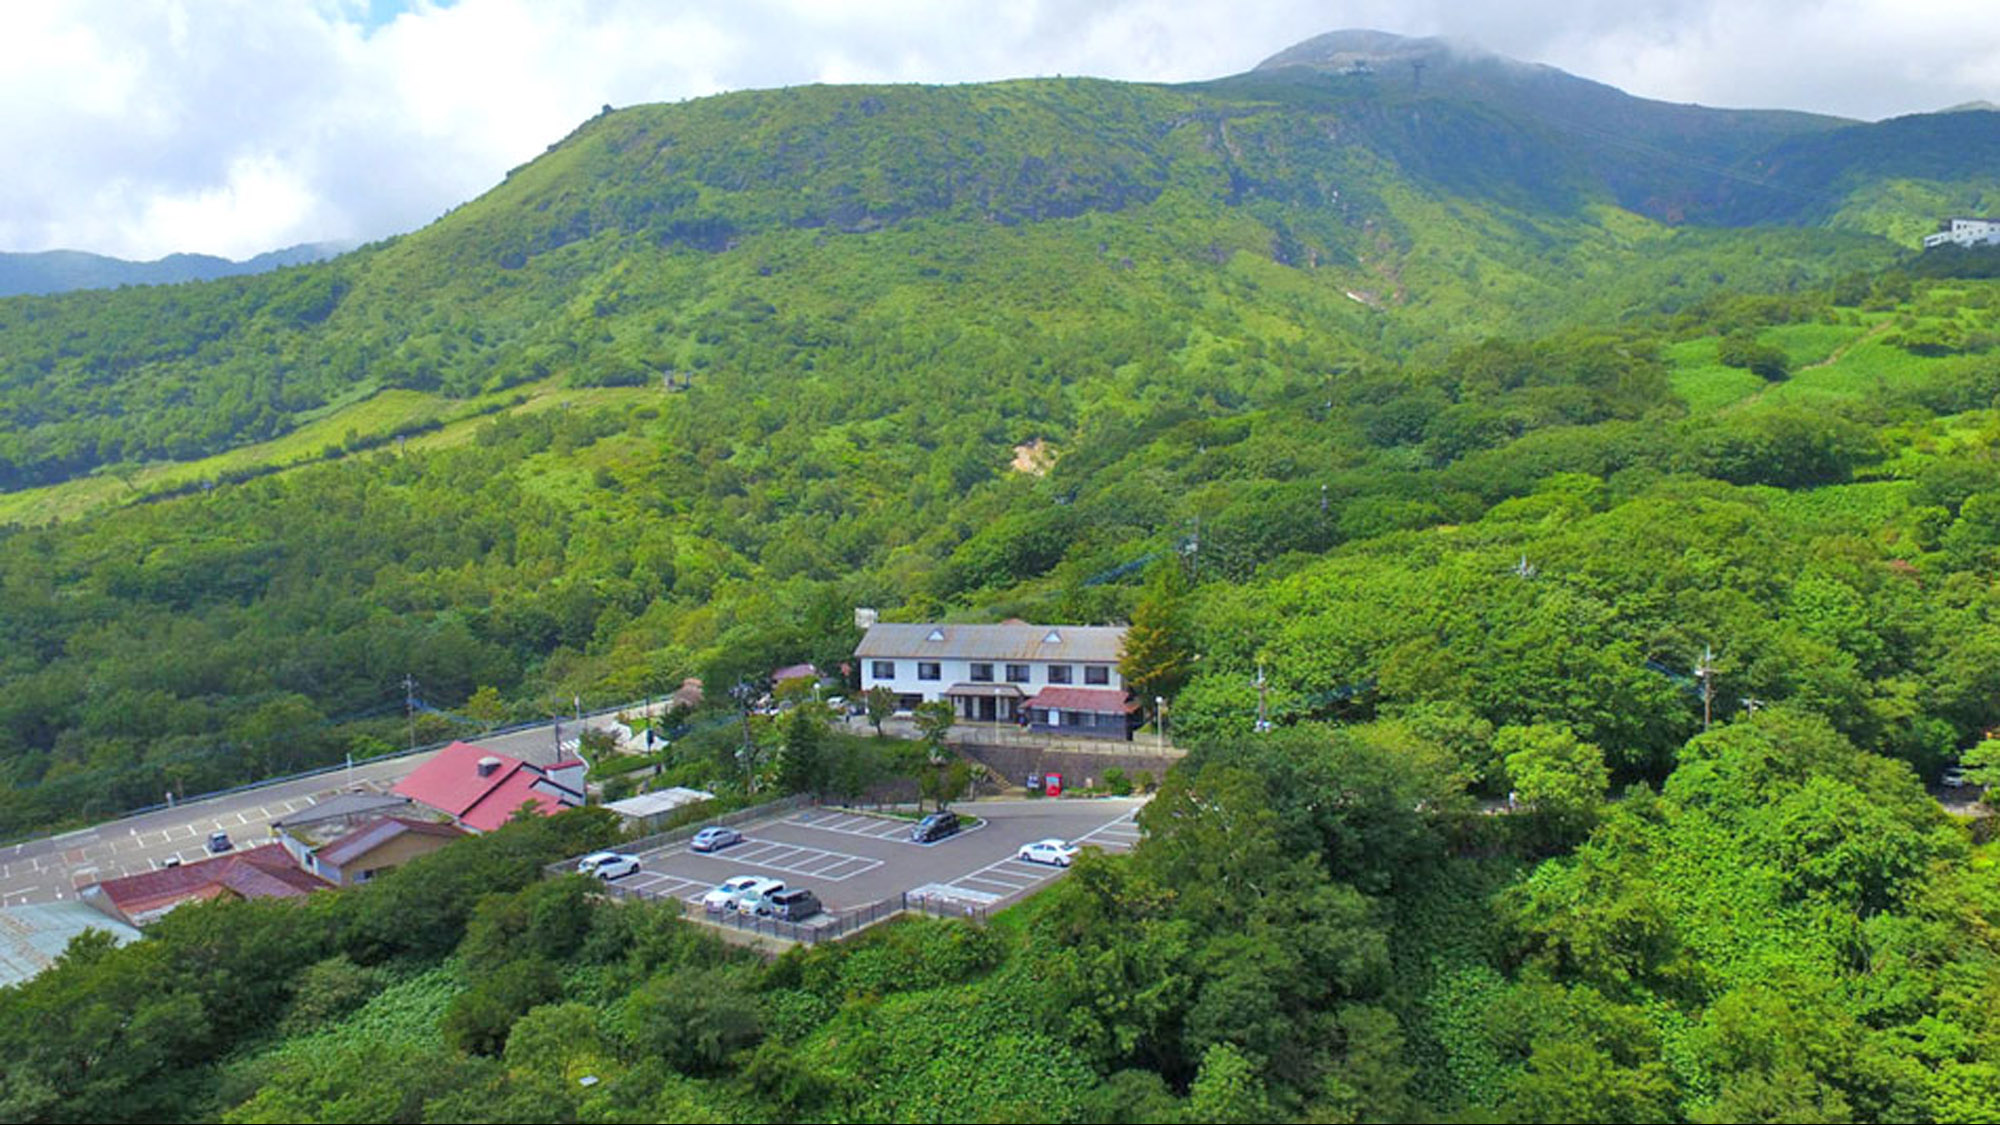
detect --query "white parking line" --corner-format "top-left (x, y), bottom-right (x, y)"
top-left (614, 872), bottom-right (707, 899)
top-left (783, 811), bottom-right (912, 840)
top-left (1074, 812), bottom-right (1142, 851)
top-left (657, 837), bottom-right (884, 883)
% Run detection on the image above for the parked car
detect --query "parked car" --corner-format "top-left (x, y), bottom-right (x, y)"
top-left (576, 852), bottom-right (642, 879)
top-left (1017, 838), bottom-right (1080, 867)
top-left (702, 875), bottom-right (765, 911)
top-left (910, 810), bottom-right (962, 843)
top-left (690, 826), bottom-right (743, 853)
top-left (734, 877), bottom-right (787, 915)
top-left (758, 887), bottom-right (824, 922)
top-left (1943, 767), bottom-right (1970, 788)
top-left (206, 831), bottom-right (233, 854)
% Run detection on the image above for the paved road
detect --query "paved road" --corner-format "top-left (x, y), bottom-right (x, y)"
top-left (0, 708), bottom-right (630, 906)
top-left (607, 798), bottom-right (1147, 919)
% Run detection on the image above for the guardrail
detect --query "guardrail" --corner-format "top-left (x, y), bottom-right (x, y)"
top-left (586, 880), bottom-right (989, 947)
top-left (1, 701), bottom-right (654, 850)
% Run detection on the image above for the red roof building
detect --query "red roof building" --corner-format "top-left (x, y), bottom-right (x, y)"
top-left (391, 741), bottom-right (584, 833)
top-left (1021, 686), bottom-right (1138, 741)
top-left (81, 844), bottom-right (330, 927)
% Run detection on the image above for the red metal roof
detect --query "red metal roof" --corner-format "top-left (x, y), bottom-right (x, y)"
top-left (88, 844), bottom-right (328, 925)
top-left (390, 741), bottom-right (579, 832)
top-left (1022, 687), bottom-right (1137, 713)
top-left (460, 771), bottom-right (565, 832)
top-left (392, 741), bottom-right (527, 817)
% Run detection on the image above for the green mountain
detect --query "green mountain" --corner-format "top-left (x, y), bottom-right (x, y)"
top-left (10, 30), bottom-right (1988, 495)
top-left (0, 241), bottom-right (352, 298)
top-left (10, 29), bottom-right (2000, 1125)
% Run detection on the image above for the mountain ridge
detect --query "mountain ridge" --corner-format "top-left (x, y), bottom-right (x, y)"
top-left (0, 240), bottom-right (355, 298)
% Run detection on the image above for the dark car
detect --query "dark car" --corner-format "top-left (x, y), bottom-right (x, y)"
top-left (910, 810), bottom-right (961, 843)
top-left (758, 887), bottom-right (824, 922)
top-left (206, 831), bottom-right (234, 854)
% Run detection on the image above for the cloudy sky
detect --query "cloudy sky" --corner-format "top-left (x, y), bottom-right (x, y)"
top-left (3, 0), bottom-right (1996, 261)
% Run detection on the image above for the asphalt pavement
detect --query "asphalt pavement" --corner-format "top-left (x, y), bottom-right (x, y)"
top-left (606, 797), bottom-right (1147, 918)
top-left (0, 708), bottom-right (626, 906)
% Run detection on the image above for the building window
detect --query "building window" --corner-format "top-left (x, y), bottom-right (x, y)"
top-left (896, 693), bottom-right (922, 712)
top-left (970, 663), bottom-right (995, 683)
top-left (1006, 663), bottom-right (1031, 683)
top-left (1085, 665), bottom-right (1111, 685)
top-left (918, 662), bottom-right (941, 681)
top-left (871, 660), bottom-right (896, 680)
top-left (1048, 664), bottom-right (1073, 684)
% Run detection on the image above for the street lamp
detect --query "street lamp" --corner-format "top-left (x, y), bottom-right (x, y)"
top-left (1156, 696), bottom-right (1166, 751)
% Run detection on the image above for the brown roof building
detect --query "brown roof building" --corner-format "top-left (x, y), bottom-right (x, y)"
top-left (80, 844), bottom-right (330, 928)
top-left (298, 816), bottom-right (466, 886)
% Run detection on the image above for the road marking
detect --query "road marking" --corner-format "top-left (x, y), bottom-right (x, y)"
top-left (653, 838), bottom-right (884, 883)
top-left (1073, 811), bottom-right (1142, 851)
top-left (783, 810), bottom-right (914, 841)
top-left (907, 882), bottom-right (1000, 906)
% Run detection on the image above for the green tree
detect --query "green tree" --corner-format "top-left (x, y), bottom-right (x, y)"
top-left (1120, 564), bottom-right (1195, 723)
top-left (777, 702), bottom-right (829, 795)
top-left (913, 699), bottom-right (955, 762)
top-left (1499, 723), bottom-right (1609, 850)
top-left (1187, 1042), bottom-right (1273, 1124)
top-left (463, 685), bottom-right (509, 732)
top-left (864, 684), bottom-right (896, 737)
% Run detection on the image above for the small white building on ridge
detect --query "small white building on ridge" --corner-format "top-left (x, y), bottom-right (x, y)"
top-left (1923, 217), bottom-right (2000, 250)
top-left (855, 622), bottom-right (1135, 738)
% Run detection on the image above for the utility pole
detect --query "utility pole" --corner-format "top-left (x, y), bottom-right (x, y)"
top-left (403, 674), bottom-right (419, 749)
top-left (1694, 646), bottom-right (1715, 730)
top-left (731, 681), bottom-right (758, 794)
top-left (1254, 663), bottom-right (1272, 733)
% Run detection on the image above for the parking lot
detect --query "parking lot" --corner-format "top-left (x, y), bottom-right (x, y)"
top-left (606, 798), bottom-right (1145, 920)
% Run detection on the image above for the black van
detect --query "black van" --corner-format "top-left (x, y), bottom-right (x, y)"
top-left (910, 810), bottom-right (961, 843)
top-left (760, 887), bottom-right (823, 922)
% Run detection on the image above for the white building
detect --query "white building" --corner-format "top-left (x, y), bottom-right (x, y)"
top-left (855, 622), bottom-right (1135, 738)
top-left (1923, 217), bottom-right (2000, 250)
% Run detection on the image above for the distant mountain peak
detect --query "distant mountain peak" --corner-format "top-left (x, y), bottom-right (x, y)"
top-left (1939, 100), bottom-right (2000, 114)
top-left (1256, 28), bottom-right (1488, 72)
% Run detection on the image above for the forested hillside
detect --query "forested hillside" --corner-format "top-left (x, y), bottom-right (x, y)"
top-left (6, 29), bottom-right (2000, 1123)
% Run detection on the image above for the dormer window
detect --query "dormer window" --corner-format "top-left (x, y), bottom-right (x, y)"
top-left (1044, 629), bottom-right (1063, 644)
top-left (927, 628), bottom-right (945, 642)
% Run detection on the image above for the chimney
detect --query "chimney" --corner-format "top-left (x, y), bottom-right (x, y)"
top-left (476, 756), bottom-right (502, 778)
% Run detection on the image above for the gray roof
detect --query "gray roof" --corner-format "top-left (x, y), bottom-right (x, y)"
top-left (0, 902), bottom-right (142, 987)
top-left (605, 787), bottom-right (715, 819)
top-left (272, 791), bottom-right (413, 830)
top-left (855, 623), bottom-right (1126, 664)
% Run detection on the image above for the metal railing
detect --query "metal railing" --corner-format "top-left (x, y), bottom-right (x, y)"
top-left (591, 882), bottom-right (986, 945)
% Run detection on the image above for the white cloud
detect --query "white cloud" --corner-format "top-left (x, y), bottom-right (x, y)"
top-left (0, 0), bottom-right (1994, 259)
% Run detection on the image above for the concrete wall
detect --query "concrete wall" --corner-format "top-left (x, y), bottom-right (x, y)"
top-left (956, 740), bottom-right (1185, 792)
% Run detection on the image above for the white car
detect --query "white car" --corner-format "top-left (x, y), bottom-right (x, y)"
top-left (577, 852), bottom-right (641, 880)
top-left (702, 875), bottom-right (766, 912)
top-left (734, 877), bottom-right (787, 916)
top-left (1017, 838), bottom-right (1081, 867)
